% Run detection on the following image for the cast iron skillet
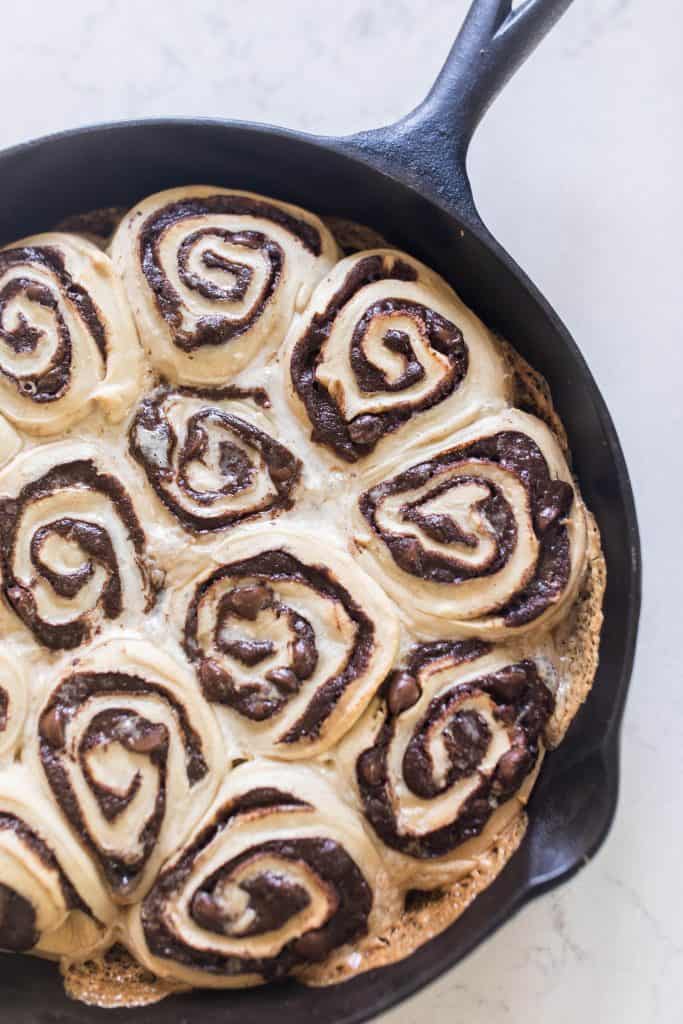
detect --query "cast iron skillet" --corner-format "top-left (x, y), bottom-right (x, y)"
top-left (0, 1), bottom-right (640, 1021)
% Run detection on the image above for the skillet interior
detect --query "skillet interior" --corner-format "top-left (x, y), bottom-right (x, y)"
top-left (0, 118), bottom-right (639, 1023)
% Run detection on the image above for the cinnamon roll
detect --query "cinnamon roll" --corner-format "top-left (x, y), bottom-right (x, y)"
top-left (283, 249), bottom-right (508, 464)
top-left (339, 639), bottom-right (554, 886)
top-left (129, 385), bottom-right (301, 533)
top-left (126, 760), bottom-right (396, 987)
top-left (177, 527), bottom-right (400, 759)
top-left (0, 764), bottom-right (115, 957)
top-left (0, 233), bottom-right (141, 436)
top-left (0, 644), bottom-right (27, 762)
top-left (29, 637), bottom-right (225, 903)
top-left (110, 186), bottom-right (338, 385)
top-left (0, 441), bottom-right (159, 650)
top-left (354, 409), bottom-right (587, 638)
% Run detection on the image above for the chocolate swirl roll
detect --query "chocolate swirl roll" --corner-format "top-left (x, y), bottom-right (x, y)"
top-left (129, 385), bottom-right (301, 533)
top-left (0, 233), bottom-right (142, 436)
top-left (340, 640), bottom-right (554, 885)
top-left (0, 764), bottom-right (115, 958)
top-left (0, 645), bottom-right (27, 763)
top-left (30, 637), bottom-right (225, 903)
top-left (126, 761), bottom-right (396, 987)
top-left (0, 441), bottom-right (159, 650)
top-left (178, 527), bottom-right (400, 759)
top-left (354, 409), bottom-right (588, 638)
top-left (284, 249), bottom-right (508, 464)
top-left (111, 186), bottom-right (338, 385)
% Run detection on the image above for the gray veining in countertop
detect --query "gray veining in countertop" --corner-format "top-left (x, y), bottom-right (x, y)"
top-left (3, 1), bottom-right (681, 1020)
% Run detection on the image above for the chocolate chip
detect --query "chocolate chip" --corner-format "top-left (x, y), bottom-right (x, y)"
top-left (488, 664), bottom-right (530, 701)
top-left (348, 414), bottom-right (385, 446)
top-left (223, 584), bottom-right (270, 620)
top-left (192, 891), bottom-right (225, 932)
top-left (198, 658), bottom-right (230, 701)
top-left (223, 639), bottom-right (274, 667)
top-left (267, 451), bottom-right (297, 484)
top-left (386, 671), bottom-right (421, 715)
top-left (292, 637), bottom-right (317, 680)
top-left (358, 748), bottom-right (384, 788)
top-left (266, 667), bottom-right (300, 693)
top-left (293, 928), bottom-right (333, 962)
top-left (40, 706), bottom-right (65, 749)
top-left (496, 746), bottom-right (531, 790)
top-left (123, 723), bottom-right (168, 755)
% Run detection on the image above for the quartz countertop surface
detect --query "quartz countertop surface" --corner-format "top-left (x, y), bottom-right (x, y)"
top-left (3, 1), bottom-right (680, 1020)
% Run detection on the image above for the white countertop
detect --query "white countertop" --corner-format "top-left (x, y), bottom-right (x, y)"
top-left (3, 1), bottom-right (680, 1020)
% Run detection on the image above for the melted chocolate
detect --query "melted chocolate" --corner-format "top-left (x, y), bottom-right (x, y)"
top-left (139, 195), bottom-right (321, 352)
top-left (141, 788), bottom-right (371, 979)
top-left (39, 671), bottom-right (208, 895)
top-left (0, 459), bottom-right (153, 650)
top-left (129, 386), bottom-right (301, 533)
top-left (357, 641), bottom-right (554, 857)
top-left (0, 246), bottom-right (107, 403)
top-left (359, 430), bottom-right (574, 626)
top-left (185, 549), bottom-right (375, 738)
top-left (289, 254), bottom-right (468, 461)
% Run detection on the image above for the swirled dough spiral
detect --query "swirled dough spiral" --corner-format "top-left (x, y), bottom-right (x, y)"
top-left (0, 441), bottom-right (159, 650)
top-left (0, 764), bottom-right (115, 958)
top-left (338, 639), bottom-right (554, 887)
top-left (283, 249), bottom-right (509, 464)
top-left (0, 233), bottom-right (142, 435)
top-left (111, 186), bottom-right (339, 385)
top-left (126, 760), bottom-right (397, 987)
top-left (27, 637), bottom-right (225, 903)
top-left (354, 409), bottom-right (587, 638)
top-left (176, 527), bottom-right (400, 759)
top-left (129, 384), bottom-right (301, 533)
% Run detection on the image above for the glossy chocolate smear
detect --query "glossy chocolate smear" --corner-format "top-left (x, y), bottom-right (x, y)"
top-left (185, 550), bottom-right (374, 739)
top-left (0, 246), bottom-right (106, 403)
top-left (0, 459), bottom-right (151, 651)
top-left (141, 788), bottom-right (371, 979)
top-left (39, 671), bottom-right (208, 894)
top-left (290, 255), bottom-right (468, 461)
top-left (360, 430), bottom-right (574, 626)
top-left (357, 641), bottom-right (554, 858)
top-left (139, 195), bottom-right (322, 352)
top-left (129, 386), bottom-right (301, 533)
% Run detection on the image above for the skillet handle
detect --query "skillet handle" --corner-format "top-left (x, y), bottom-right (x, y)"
top-left (340, 0), bottom-right (573, 228)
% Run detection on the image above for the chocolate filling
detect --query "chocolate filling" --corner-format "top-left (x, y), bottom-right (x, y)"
top-left (289, 254), bottom-right (468, 461)
top-left (0, 245), bottom-right (107, 403)
top-left (129, 385), bottom-right (301, 533)
top-left (357, 640), bottom-right (554, 857)
top-left (0, 458), bottom-right (153, 650)
top-left (39, 671), bottom-right (208, 895)
top-left (359, 430), bottom-right (574, 626)
top-left (141, 788), bottom-right (371, 979)
top-left (138, 195), bottom-right (322, 352)
top-left (185, 549), bottom-right (375, 739)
